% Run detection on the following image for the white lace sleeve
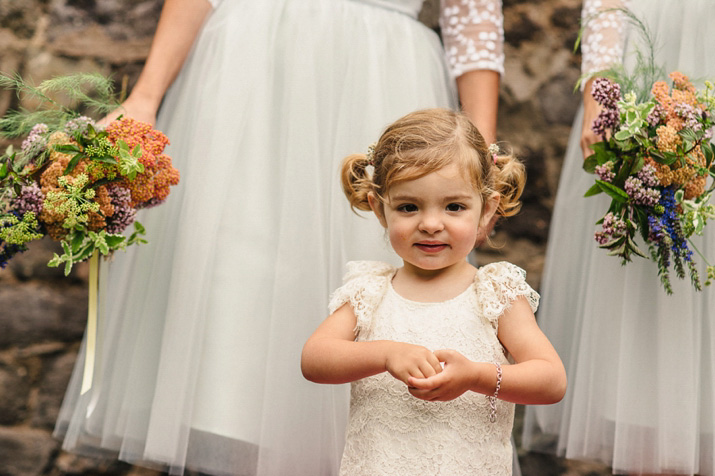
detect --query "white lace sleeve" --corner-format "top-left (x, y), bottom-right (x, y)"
top-left (474, 262), bottom-right (539, 327)
top-left (581, 0), bottom-right (630, 80)
top-left (440, 0), bottom-right (504, 78)
top-left (328, 261), bottom-right (393, 337)
top-left (207, 0), bottom-right (220, 7)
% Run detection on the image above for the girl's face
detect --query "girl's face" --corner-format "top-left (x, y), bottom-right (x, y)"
top-left (369, 163), bottom-right (498, 275)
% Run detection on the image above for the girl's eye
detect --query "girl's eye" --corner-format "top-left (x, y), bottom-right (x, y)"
top-left (397, 204), bottom-right (418, 212)
top-left (446, 203), bottom-right (465, 212)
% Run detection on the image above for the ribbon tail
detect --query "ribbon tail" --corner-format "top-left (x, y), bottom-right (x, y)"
top-left (80, 251), bottom-right (99, 395)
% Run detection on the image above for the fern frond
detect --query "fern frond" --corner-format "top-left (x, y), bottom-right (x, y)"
top-left (0, 108), bottom-right (70, 137)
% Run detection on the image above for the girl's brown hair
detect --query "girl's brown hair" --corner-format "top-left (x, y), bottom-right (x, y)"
top-left (341, 108), bottom-right (525, 220)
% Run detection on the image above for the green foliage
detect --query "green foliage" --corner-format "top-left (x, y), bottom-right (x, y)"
top-left (575, 7), bottom-right (664, 99)
top-left (0, 72), bottom-right (120, 137)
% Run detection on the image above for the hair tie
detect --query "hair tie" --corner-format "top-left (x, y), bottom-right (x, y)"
top-left (366, 143), bottom-right (377, 166)
top-left (488, 143), bottom-right (499, 165)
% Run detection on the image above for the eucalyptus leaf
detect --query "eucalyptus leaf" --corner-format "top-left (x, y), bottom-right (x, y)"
top-left (583, 155), bottom-right (598, 173)
top-left (703, 142), bottom-right (714, 167)
top-left (63, 152), bottom-right (85, 175)
top-left (53, 144), bottom-right (81, 154)
top-left (596, 180), bottom-right (629, 203)
top-left (584, 183), bottom-right (604, 197)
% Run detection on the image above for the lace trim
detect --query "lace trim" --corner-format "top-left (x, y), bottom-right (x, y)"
top-left (328, 261), bottom-right (394, 337)
top-left (474, 261), bottom-right (540, 329)
top-left (440, 0), bottom-right (505, 77)
top-left (581, 0), bottom-right (630, 86)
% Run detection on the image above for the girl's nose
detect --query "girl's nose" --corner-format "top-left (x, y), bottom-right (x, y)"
top-left (418, 212), bottom-right (444, 234)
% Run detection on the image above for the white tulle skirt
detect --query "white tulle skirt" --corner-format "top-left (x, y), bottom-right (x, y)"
top-left (53, 1), bottom-right (457, 474)
top-left (523, 1), bottom-right (715, 474)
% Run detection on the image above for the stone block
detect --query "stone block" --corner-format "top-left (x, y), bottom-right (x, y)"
top-left (0, 281), bottom-right (88, 349)
top-left (0, 365), bottom-right (30, 426)
top-left (0, 426), bottom-right (57, 476)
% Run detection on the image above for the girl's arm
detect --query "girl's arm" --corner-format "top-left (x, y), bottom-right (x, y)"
top-left (407, 296), bottom-right (567, 404)
top-left (101, 0), bottom-right (212, 125)
top-left (301, 304), bottom-right (443, 385)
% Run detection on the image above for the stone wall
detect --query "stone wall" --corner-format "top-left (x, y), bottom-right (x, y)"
top-left (0, 1), bottom-right (609, 475)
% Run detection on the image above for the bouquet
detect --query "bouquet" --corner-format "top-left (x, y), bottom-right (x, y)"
top-left (0, 73), bottom-right (179, 275)
top-left (583, 71), bottom-right (715, 293)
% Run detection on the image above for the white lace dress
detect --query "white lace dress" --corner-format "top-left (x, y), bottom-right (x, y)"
top-left (54, 1), bottom-right (505, 475)
top-left (329, 261), bottom-right (539, 476)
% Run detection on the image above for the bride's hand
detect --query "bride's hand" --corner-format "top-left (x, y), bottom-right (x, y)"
top-left (580, 77), bottom-right (606, 160)
top-left (97, 93), bottom-right (158, 127)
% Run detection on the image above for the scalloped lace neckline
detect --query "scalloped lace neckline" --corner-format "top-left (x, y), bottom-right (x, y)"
top-left (386, 271), bottom-right (476, 305)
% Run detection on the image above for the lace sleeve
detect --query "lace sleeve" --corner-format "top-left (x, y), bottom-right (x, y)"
top-left (207, 0), bottom-right (220, 7)
top-left (581, 0), bottom-right (630, 80)
top-left (474, 262), bottom-right (539, 328)
top-left (439, 0), bottom-right (504, 78)
top-left (328, 261), bottom-right (393, 337)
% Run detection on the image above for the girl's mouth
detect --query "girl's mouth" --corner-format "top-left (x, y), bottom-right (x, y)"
top-left (414, 242), bottom-right (449, 253)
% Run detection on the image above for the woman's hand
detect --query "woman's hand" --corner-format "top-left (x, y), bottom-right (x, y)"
top-left (97, 92), bottom-right (159, 127)
top-left (580, 77), bottom-right (604, 160)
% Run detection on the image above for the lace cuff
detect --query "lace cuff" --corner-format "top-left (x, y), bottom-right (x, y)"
top-left (580, 0), bottom-right (630, 86)
top-left (328, 261), bottom-right (393, 337)
top-left (474, 262), bottom-right (539, 327)
top-left (440, 0), bottom-right (504, 78)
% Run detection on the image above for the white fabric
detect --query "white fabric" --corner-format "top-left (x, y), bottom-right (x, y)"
top-left (440, 0), bottom-right (505, 77)
top-left (328, 261), bottom-right (538, 476)
top-left (580, 0), bottom-right (629, 79)
top-left (49, 0), bottom-right (510, 475)
top-left (522, 1), bottom-right (715, 474)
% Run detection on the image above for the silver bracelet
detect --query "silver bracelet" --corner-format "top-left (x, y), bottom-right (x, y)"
top-left (487, 362), bottom-right (502, 423)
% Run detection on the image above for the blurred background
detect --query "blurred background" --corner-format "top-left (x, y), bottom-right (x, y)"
top-left (0, 0), bottom-right (609, 474)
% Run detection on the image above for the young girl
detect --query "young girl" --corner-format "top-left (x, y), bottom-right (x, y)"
top-left (301, 108), bottom-right (567, 475)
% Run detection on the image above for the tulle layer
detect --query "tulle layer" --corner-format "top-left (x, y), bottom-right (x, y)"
top-left (54, 1), bottom-right (456, 475)
top-left (523, 1), bottom-right (715, 474)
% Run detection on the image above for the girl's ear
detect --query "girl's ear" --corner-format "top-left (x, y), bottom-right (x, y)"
top-left (367, 192), bottom-right (388, 228)
top-left (481, 191), bottom-right (500, 227)
top-left (475, 192), bottom-right (500, 246)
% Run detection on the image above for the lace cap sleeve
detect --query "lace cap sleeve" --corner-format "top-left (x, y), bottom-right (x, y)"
top-left (474, 261), bottom-right (539, 326)
top-left (328, 261), bottom-right (394, 337)
top-left (581, 0), bottom-right (629, 83)
top-left (440, 0), bottom-right (504, 78)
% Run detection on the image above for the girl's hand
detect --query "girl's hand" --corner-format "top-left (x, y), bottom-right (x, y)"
top-left (384, 342), bottom-right (443, 385)
top-left (406, 349), bottom-right (477, 401)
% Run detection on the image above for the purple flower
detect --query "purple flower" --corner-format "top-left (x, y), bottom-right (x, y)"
top-left (636, 163), bottom-right (659, 188)
top-left (64, 116), bottom-right (96, 136)
top-left (20, 123), bottom-right (49, 160)
top-left (595, 162), bottom-right (615, 182)
top-left (594, 212), bottom-right (627, 244)
top-left (624, 176), bottom-right (660, 206)
top-left (105, 185), bottom-right (137, 234)
top-left (593, 110), bottom-right (619, 138)
top-left (591, 78), bottom-right (622, 109)
top-left (647, 104), bottom-right (665, 128)
top-left (674, 103), bottom-right (703, 132)
top-left (12, 182), bottom-right (44, 215)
